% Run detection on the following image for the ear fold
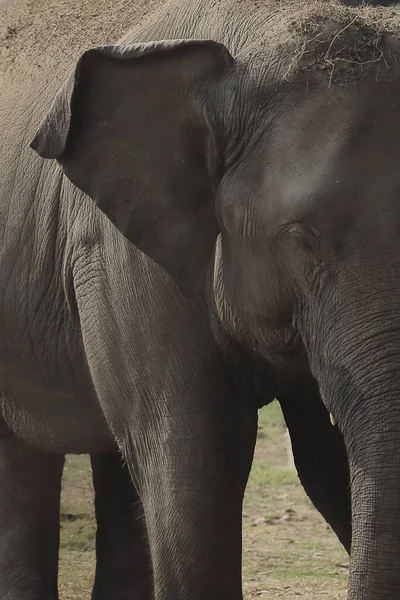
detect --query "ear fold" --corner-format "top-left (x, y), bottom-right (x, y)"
top-left (30, 40), bottom-right (233, 297)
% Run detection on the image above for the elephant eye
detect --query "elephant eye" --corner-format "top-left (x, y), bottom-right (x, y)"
top-left (301, 236), bottom-right (317, 255)
top-left (283, 223), bottom-right (320, 256)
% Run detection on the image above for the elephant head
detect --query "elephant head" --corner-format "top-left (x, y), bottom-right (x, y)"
top-left (30, 18), bottom-right (400, 599)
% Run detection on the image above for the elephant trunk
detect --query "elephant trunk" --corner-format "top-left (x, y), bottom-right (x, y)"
top-left (345, 403), bottom-right (400, 599)
top-left (309, 312), bottom-right (400, 599)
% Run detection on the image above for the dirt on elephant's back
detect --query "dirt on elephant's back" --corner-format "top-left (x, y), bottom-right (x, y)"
top-left (0, 0), bottom-right (167, 77)
top-left (282, 0), bottom-right (400, 86)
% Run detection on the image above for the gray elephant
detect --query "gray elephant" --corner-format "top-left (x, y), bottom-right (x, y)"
top-left (1, 0), bottom-right (399, 597)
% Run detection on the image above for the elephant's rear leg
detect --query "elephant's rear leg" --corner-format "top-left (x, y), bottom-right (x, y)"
top-left (0, 424), bottom-right (64, 600)
top-left (278, 374), bottom-right (351, 553)
top-left (91, 450), bottom-right (153, 600)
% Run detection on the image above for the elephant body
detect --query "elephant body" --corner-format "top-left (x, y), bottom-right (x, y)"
top-left (1, 0), bottom-right (399, 598)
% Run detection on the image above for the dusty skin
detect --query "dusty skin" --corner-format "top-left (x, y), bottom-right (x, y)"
top-left (59, 404), bottom-right (348, 600)
top-left (0, 0), bottom-right (165, 77)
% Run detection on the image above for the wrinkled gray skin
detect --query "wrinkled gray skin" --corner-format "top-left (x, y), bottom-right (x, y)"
top-left (1, 0), bottom-right (400, 597)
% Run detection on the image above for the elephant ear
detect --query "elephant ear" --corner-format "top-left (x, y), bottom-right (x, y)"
top-left (30, 40), bottom-right (233, 297)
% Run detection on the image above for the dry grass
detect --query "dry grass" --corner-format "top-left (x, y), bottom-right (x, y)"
top-left (0, 0), bottom-right (165, 76)
top-left (282, 1), bottom-right (400, 85)
top-left (59, 402), bottom-right (348, 599)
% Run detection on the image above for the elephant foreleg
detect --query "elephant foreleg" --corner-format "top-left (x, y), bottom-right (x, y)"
top-left (120, 395), bottom-right (258, 600)
top-left (73, 249), bottom-right (258, 599)
top-left (0, 422), bottom-right (64, 600)
top-left (90, 450), bottom-right (153, 600)
top-left (277, 374), bottom-right (352, 553)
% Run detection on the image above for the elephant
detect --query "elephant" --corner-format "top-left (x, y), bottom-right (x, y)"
top-left (1, 0), bottom-right (400, 597)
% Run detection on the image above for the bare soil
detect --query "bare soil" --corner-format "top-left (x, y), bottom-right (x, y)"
top-left (0, 0), bottom-right (165, 76)
top-left (284, 2), bottom-right (400, 86)
top-left (60, 403), bottom-right (348, 599)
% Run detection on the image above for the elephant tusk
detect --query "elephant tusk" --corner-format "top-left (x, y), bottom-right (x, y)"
top-left (330, 413), bottom-right (336, 426)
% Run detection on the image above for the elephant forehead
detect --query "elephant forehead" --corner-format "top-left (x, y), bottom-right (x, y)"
top-left (260, 81), bottom-right (400, 240)
top-left (265, 90), bottom-right (352, 212)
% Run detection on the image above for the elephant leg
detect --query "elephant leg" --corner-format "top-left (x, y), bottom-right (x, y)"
top-left (120, 401), bottom-right (257, 600)
top-left (90, 450), bottom-right (153, 600)
top-left (0, 424), bottom-right (64, 599)
top-left (277, 374), bottom-right (352, 553)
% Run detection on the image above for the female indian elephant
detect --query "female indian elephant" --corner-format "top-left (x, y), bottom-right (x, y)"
top-left (1, 0), bottom-right (399, 597)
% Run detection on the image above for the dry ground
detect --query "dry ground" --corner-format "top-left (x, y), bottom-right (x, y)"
top-left (59, 402), bottom-right (348, 599)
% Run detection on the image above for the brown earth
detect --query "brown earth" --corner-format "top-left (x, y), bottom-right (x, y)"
top-left (0, 0), bottom-right (165, 76)
top-left (2, 0), bottom-right (400, 84)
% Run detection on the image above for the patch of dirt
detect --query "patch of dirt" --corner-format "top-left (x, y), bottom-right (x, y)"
top-left (0, 0), bottom-right (166, 75)
top-left (283, 1), bottom-right (400, 85)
